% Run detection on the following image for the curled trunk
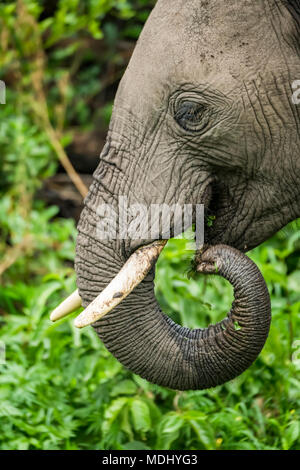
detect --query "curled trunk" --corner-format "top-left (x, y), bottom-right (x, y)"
top-left (84, 244), bottom-right (271, 391)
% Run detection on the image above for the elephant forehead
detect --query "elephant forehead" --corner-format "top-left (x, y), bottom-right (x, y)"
top-left (115, 0), bottom-right (297, 115)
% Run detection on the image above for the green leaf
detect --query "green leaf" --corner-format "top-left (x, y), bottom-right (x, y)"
top-left (0, 401), bottom-right (22, 417)
top-left (102, 398), bottom-right (128, 435)
top-left (122, 440), bottom-right (151, 450)
top-left (155, 413), bottom-right (184, 450)
top-left (282, 421), bottom-right (300, 450)
top-left (189, 419), bottom-right (215, 450)
top-left (111, 380), bottom-right (137, 397)
top-left (130, 398), bottom-right (151, 434)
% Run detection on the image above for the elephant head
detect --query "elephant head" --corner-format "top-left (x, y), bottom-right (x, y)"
top-left (53, 0), bottom-right (300, 390)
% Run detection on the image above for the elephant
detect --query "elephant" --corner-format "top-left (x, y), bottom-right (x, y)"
top-left (52, 0), bottom-right (300, 390)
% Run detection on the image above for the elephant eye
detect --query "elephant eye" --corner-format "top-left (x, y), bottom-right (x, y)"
top-left (174, 101), bottom-right (207, 132)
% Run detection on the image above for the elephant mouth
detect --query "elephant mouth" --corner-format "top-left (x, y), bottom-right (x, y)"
top-left (50, 178), bottom-right (233, 326)
top-left (51, 178), bottom-right (216, 326)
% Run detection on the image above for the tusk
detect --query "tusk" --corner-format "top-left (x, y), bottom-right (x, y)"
top-left (50, 289), bottom-right (82, 322)
top-left (74, 240), bottom-right (167, 329)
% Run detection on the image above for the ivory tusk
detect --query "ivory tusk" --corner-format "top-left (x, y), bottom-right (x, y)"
top-left (50, 289), bottom-right (82, 322)
top-left (74, 240), bottom-right (167, 329)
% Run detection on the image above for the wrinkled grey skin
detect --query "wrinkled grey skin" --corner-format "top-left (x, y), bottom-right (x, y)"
top-left (75, 0), bottom-right (300, 390)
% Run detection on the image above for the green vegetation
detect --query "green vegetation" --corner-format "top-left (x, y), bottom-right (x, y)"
top-left (0, 0), bottom-right (299, 451)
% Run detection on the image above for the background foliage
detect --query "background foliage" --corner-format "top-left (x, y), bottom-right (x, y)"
top-left (0, 0), bottom-right (299, 450)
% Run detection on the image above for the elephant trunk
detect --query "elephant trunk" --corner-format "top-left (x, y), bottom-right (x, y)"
top-left (76, 235), bottom-right (271, 390)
